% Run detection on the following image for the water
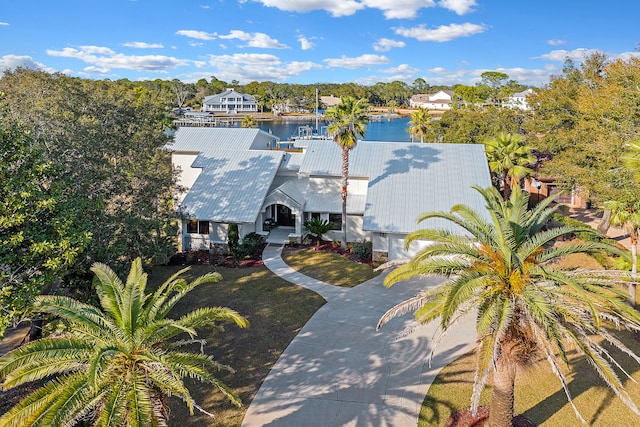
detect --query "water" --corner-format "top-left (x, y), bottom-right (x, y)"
top-left (258, 117), bottom-right (412, 142)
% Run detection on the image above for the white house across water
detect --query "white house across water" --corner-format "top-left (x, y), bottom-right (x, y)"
top-left (169, 127), bottom-right (492, 261)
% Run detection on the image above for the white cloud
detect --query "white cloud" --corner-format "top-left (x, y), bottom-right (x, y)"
top-left (252, 0), bottom-right (477, 19)
top-left (395, 22), bottom-right (487, 42)
top-left (201, 4), bottom-right (210, 8)
top-left (0, 54), bottom-right (55, 73)
top-left (203, 53), bottom-right (322, 82)
top-left (297, 34), bottom-right (315, 50)
top-left (324, 54), bottom-right (390, 69)
top-left (428, 66), bottom-right (448, 74)
top-left (547, 39), bottom-right (566, 46)
top-left (537, 48), bottom-right (600, 62)
top-left (84, 65), bottom-right (110, 74)
top-left (176, 30), bottom-right (216, 40)
top-left (373, 38), bottom-right (405, 52)
top-left (46, 46), bottom-right (190, 72)
top-left (254, 0), bottom-right (364, 17)
top-left (123, 41), bottom-right (164, 49)
top-left (379, 63), bottom-right (419, 74)
top-left (438, 0), bottom-right (476, 15)
top-left (219, 30), bottom-right (288, 48)
top-left (189, 41), bottom-right (205, 47)
top-left (361, 0), bottom-right (436, 19)
top-left (0, 22), bottom-right (9, 26)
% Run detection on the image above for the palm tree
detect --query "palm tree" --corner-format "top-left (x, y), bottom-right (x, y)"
top-left (407, 107), bottom-right (432, 143)
top-left (604, 199), bottom-right (640, 304)
top-left (378, 186), bottom-right (640, 427)
top-left (241, 115), bottom-right (257, 128)
top-left (484, 132), bottom-right (536, 200)
top-left (325, 96), bottom-right (368, 250)
top-left (304, 217), bottom-right (332, 247)
top-left (0, 258), bottom-right (249, 427)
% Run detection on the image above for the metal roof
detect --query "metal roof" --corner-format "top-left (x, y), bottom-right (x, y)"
top-left (299, 141), bottom-right (492, 234)
top-left (167, 127), bottom-right (277, 153)
top-left (181, 150), bottom-right (284, 223)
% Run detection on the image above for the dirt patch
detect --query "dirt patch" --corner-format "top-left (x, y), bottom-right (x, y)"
top-left (446, 406), bottom-right (536, 427)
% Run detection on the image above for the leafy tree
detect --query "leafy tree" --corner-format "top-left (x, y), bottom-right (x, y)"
top-left (378, 186), bottom-right (640, 426)
top-left (0, 69), bottom-right (179, 295)
top-left (304, 218), bottom-right (332, 246)
top-left (411, 77), bottom-right (429, 94)
top-left (480, 71), bottom-right (509, 104)
top-left (0, 108), bottom-right (91, 337)
top-left (0, 258), bottom-right (249, 426)
top-left (484, 132), bottom-right (536, 199)
top-left (407, 107), bottom-right (433, 143)
top-left (604, 199), bottom-right (640, 303)
top-left (434, 105), bottom-right (526, 145)
top-left (241, 115), bottom-right (257, 128)
top-left (325, 97), bottom-right (369, 249)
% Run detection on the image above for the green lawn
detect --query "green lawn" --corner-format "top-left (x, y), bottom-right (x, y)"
top-left (421, 330), bottom-right (640, 426)
top-left (148, 264), bottom-right (326, 427)
top-left (281, 247), bottom-right (380, 287)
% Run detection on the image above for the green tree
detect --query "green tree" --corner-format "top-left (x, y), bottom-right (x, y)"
top-left (0, 110), bottom-right (91, 337)
top-left (0, 258), bottom-right (248, 426)
top-left (484, 132), bottom-right (536, 199)
top-left (304, 218), bottom-right (332, 246)
top-left (378, 186), bottom-right (640, 427)
top-left (325, 97), bottom-right (369, 249)
top-left (604, 199), bottom-right (640, 303)
top-left (412, 77), bottom-right (429, 94)
top-left (0, 69), bottom-right (179, 295)
top-left (480, 71), bottom-right (509, 104)
top-left (241, 115), bottom-right (257, 128)
top-left (407, 107), bottom-right (432, 143)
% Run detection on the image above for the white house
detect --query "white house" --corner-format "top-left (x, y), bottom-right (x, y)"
top-left (505, 88), bottom-right (535, 111)
top-left (202, 89), bottom-right (258, 114)
top-left (409, 90), bottom-right (454, 110)
top-left (168, 127), bottom-right (492, 261)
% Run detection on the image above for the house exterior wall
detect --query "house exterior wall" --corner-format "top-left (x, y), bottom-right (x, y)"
top-left (326, 215), bottom-right (370, 243)
top-left (173, 153), bottom-right (201, 203)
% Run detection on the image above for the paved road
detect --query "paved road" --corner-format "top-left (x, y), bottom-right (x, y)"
top-left (242, 245), bottom-right (476, 427)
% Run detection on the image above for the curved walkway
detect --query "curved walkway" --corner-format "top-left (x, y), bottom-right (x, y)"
top-left (242, 244), bottom-right (476, 427)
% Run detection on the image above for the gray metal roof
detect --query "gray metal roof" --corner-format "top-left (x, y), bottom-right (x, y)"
top-left (299, 141), bottom-right (492, 234)
top-left (203, 89), bottom-right (257, 105)
top-left (304, 192), bottom-right (366, 214)
top-left (181, 150), bottom-right (284, 223)
top-left (167, 127), bottom-right (277, 153)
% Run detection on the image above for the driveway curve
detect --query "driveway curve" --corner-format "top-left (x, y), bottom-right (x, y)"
top-left (242, 244), bottom-right (475, 427)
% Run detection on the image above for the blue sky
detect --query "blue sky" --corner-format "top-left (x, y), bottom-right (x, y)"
top-left (1, 0), bottom-right (638, 87)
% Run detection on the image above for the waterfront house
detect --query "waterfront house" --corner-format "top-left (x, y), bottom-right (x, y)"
top-left (409, 90), bottom-right (454, 110)
top-left (202, 88), bottom-right (258, 114)
top-left (169, 127), bottom-right (492, 261)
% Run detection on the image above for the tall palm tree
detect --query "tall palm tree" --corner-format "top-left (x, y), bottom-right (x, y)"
top-left (604, 199), bottom-right (640, 304)
top-left (378, 186), bottom-right (640, 427)
top-left (484, 132), bottom-right (536, 200)
top-left (407, 107), bottom-right (432, 143)
top-left (241, 115), bottom-right (257, 128)
top-left (0, 258), bottom-right (249, 427)
top-left (325, 96), bottom-right (368, 249)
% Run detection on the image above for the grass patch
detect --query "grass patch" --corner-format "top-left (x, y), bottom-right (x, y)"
top-left (148, 264), bottom-right (325, 427)
top-left (420, 331), bottom-right (640, 426)
top-left (281, 247), bottom-right (380, 287)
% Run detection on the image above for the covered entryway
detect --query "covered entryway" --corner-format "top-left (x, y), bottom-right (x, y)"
top-left (276, 204), bottom-right (295, 227)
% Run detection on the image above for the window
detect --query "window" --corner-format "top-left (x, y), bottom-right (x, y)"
top-left (328, 213), bottom-right (342, 230)
top-left (187, 220), bottom-right (209, 234)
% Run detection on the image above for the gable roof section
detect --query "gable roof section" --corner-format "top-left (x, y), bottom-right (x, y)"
top-left (180, 149), bottom-right (283, 223)
top-left (299, 141), bottom-right (492, 234)
top-left (168, 127), bottom-right (277, 153)
top-left (203, 89), bottom-right (256, 105)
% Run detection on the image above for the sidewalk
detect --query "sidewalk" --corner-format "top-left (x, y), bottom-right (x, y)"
top-left (242, 244), bottom-right (476, 427)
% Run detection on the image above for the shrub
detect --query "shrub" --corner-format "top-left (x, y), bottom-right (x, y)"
top-left (552, 213), bottom-right (603, 242)
top-left (228, 223), bottom-right (239, 252)
top-left (352, 240), bottom-right (372, 262)
top-left (231, 232), bottom-right (265, 260)
top-left (304, 218), bottom-right (332, 246)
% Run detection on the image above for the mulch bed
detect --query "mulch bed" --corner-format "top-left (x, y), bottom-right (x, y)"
top-left (167, 249), bottom-right (264, 268)
top-left (446, 406), bottom-right (536, 427)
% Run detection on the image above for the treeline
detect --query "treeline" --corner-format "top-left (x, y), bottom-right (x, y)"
top-left (123, 73), bottom-right (528, 113)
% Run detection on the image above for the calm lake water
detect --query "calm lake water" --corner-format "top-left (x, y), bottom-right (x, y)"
top-left (258, 117), bottom-right (412, 142)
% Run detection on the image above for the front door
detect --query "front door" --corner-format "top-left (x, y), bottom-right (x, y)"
top-left (276, 204), bottom-right (295, 227)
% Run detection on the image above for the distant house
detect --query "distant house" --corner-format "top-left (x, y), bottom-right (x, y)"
top-left (320, 95), bottom-right (341, 108)
top-left (505, 88), bottom-right (535, 111)
top-left (409, 90), bottom-right (454, 110)
top-left (202, 88), bottom-right (258, 114)
top-left (168, 127), bottom-right (492, 261)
